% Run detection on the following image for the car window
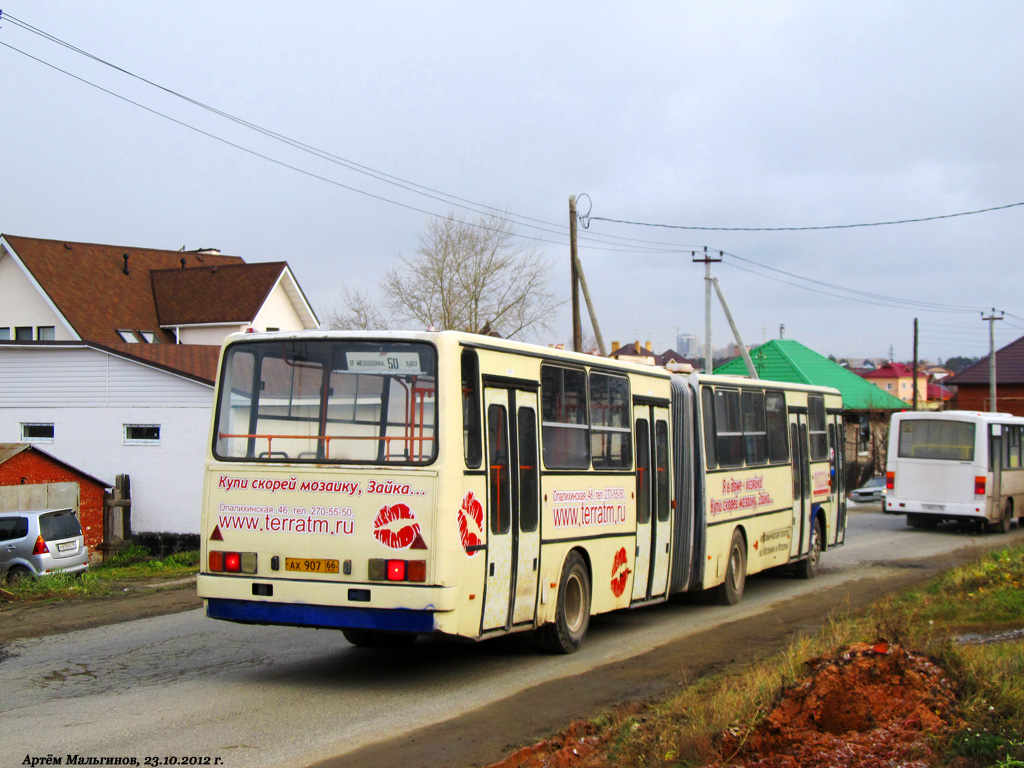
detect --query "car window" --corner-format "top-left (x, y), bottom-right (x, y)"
top-left (39, 511), bottom-right (83, 540)
top-left (0, 517), bottom-right (29, 542)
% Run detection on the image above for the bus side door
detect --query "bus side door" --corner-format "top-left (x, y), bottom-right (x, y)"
top-left (481, 385), bottom-right (541, 632)
top-left (632, 404), bottom-right (671, 602)
top-left (789, 411), bottom-right (811, 560)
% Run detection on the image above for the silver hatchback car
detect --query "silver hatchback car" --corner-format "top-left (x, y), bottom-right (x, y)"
top-left (0, 508), bottom-right (90, 583)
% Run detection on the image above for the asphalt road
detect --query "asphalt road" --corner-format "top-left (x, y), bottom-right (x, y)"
top-left (2, 506), bottom-right (1021, 768)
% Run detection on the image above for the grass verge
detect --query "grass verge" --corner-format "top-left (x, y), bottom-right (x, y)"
top-left (2, 543), bottom-right (198, 603)
top-left (560, 545), bottom-right (1024, 768)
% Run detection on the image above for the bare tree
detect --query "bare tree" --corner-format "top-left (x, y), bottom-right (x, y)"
top-left (331, 210), bottom-right (561, 339)
top-left (326, 287), bottom-right (389, 330)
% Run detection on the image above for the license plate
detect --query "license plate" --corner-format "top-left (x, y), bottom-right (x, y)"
top-left (285, 557), bottom-right (339, 574)
top-left (922, 503), bottom-right (945, 511)
top-left (56, 541), bottom-right (77, 552)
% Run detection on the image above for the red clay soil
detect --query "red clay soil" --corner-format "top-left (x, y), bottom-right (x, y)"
top-left (487, 642), bottom-right (959, 768)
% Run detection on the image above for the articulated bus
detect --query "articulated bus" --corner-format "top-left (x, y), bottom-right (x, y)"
top-left (886, 409), bottom-right (1024, 532)
top-left (198, 331), bottom-right (845, 653)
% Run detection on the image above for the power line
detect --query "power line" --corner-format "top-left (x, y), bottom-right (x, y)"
top-left (584, 202), bottom-right (1024, 232)
top-left (0, 13), bottom-right (703, 256)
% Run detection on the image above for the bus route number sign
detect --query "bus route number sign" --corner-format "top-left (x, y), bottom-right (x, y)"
top-left (346, 351), bottom-right (422, 375)
top-left (285, 558), bottom-right (340, 574)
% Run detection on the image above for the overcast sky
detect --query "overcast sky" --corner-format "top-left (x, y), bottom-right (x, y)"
top-left (3, 2), bottom-right (1023, 364)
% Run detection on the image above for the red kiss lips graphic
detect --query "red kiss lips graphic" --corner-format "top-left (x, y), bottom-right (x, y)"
top-left (457, 490), bottom-right (484, 557)
top-left (610, 547), bottom-right (631, 598)
top-left (373, 503), bottom-right (421, 549)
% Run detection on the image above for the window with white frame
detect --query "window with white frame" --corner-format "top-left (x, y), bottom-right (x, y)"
top-left (0, 328), bottom-right (10, 340)
top-left (124, 424), bottom-right (161, 444)
top-left (21, 423), bottom-right (55, 442)
top-left (117, 330), bottom-right (140, 343)
top-left (138, 331), bottom-right (159, 343)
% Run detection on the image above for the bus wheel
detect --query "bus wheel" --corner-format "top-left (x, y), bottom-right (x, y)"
top-left (542, 551), bottom-right (591, 654)
top-left (796, 518), bottom-right (822, 580)
top-left (987, 500), bottom-right (1013, 534)
top-left (717, 530), bottom-right (747, 606)
top-left (342, 628), bottom-right (417, 648)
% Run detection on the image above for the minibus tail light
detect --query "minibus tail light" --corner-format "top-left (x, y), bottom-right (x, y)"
top-left (885, 472), bottom-right (894, 491)
top-left (975, 476), bottom-right (986, 496)
top-left (209, 551), bottom-right (224, 572)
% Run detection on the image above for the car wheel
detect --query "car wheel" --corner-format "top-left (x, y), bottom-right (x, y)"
top-left (4, 565), bottom-right (32, 585)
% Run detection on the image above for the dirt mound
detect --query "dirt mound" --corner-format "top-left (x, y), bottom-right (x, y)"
top-left (720, 642), bottom-right (960, 768)
top-left (486, 643), bottom-right (959, 768)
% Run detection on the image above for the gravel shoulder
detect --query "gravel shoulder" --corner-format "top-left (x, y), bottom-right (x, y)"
top-left (0, 577), bottom-right (202, 643)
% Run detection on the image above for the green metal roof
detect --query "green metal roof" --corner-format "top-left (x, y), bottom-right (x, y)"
top-left (714, 339), bottom-right (907, 411)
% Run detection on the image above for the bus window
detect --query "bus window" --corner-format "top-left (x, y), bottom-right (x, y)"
top-left (808, 395), bottom-right (828, 461)
top-left (590, 372), bottom-right (632, 469)
top-left (518, 407), bottom-right (539, 532)
top-left (702, 388), bottom-right (717, 469)
top-left (714, 389), bottom-right (743, 468)
top-left (541, 366), bottom-right (590, 469)
top-left (765, 391), bottom-right (789, 463)
top-left (636, 419), bottom-right (651, 523)
top-left (741, 390), bottom-right (767, 465)
top-left (656, 421), bottom-right (670, 523)
top-left (488, 404), bottom-right (511, 534)
top-left (462, 350), bottom-right (482, 468)
top-left (898, 419), bottom-right (975, 461)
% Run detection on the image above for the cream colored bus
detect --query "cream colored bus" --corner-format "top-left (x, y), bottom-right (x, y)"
top-left (198, 331), bottom-right (845, 653)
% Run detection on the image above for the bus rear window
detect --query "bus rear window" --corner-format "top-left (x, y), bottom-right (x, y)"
top-left (897, 419), bottom-right (975, 461)
top-left (214, 340), bottom-right (437, 464)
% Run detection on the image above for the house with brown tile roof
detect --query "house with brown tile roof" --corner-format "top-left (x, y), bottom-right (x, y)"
top-left (0, 234), bottom-right (319, 348)
top-left (947, 335), bottom-right (1024, 415)
top-left (0, 233), bottom-right (321, 545)
top-left (862, 362), bottom-right (928, 406)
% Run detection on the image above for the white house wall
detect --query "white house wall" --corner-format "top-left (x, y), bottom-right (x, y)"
top-left (0, 248), bottom-right (76, 340)
top-left (0, 346), bottom-right (213, 534)
top-left (175, 324), bottom-right (247, 346)
top-left (252, 281), bottom-right (307, 332)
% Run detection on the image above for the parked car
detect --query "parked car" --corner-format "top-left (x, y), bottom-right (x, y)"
top-left (850, 476), bottom-right (887, 507)
top-left (0, 508), bottom-right (89, 583)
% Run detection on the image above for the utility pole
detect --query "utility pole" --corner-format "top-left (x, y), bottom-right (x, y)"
top-left (693, 248), bottom-right (722, 373)
top-left (982, 308), bottom-right (1004, 412)
top-left (912, 318), bottom-right (919, 411)
top-left (569, 196), bottom-right (582, 352)
top-left (568, 196), bottom-right (607, 356)
top-left (712, 278), bottom-right (757, 378)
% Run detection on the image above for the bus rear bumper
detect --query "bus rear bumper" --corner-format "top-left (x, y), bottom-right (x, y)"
top-left (885, 497), bottom-right (990, 519)
top-left (206, 597), bottom-right (437, 632)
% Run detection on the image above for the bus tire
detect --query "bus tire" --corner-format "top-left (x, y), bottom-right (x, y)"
top-left (987, 500), bottom-right (1012, 534)
top-left (796, 518), bottom-right (822, 580)
top-left (717, 530), bottom-right (746, 606)
top-left (542, 551), bottom-right (591, 654)
top-left (342, 628), bottom-right (417, 648)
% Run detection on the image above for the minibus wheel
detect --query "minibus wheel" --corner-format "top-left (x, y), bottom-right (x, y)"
top-left (542, 551), bottom-right (591, 654)
top-left (717, 529), bottom-right (746, 605)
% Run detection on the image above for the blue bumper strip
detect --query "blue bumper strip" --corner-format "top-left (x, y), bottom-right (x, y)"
top-left (206, 598), bottom-right (435, 633)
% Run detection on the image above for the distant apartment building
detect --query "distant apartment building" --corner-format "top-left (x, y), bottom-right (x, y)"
top-left (676, 333), bottom-right (700, 358)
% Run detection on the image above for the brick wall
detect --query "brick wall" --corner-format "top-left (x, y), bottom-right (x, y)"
top-left (0, 450), bottom-right (107, 552)
top-left (953, 384), bottom-right (1024, 416)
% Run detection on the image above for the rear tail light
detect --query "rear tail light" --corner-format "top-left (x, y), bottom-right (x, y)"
top-left (32, 535), bottom-right (49, 555)
top-left (885, 472), bottom-right (894, 491)
top-left (975, 476), bottom-right (987, 496)
top-left (369, 558), bottom-right (426, 582)
top-left (207, 550), bottom-right (257, 574)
